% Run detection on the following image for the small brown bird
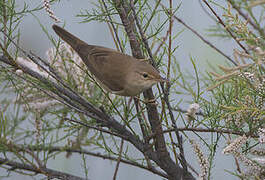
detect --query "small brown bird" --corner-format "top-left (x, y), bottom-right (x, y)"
top-left (52, 25), bottom-right (166, 96)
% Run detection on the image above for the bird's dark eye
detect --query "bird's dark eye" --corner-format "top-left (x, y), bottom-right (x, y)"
top-left (142, 73), bottom-right (148, 78)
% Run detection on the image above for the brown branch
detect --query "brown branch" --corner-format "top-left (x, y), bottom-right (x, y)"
top-left (234, 156), bottom-right (242, 175)
top-left (162, 84), bottom-right (188, 172)
top-left (127, 4), bottom-right (172, 168)
top-left (160, 0), bottom-right (188, 172)
top-left (113, 139), bottom-right (124, 180)
top-left (2, 0), bottom-right (8, 46)
top-left (0, 157), bottom-right (85, 180)
top-left (147, 127), bottom-right (258, 141)
top-left (198, 0), bottom-right (218, 23)
top-left (125, 5), bottom-right (161, 171)
top-left (112, 1), bottom-right (195, 179)
top-left (63, 117), bottom-right (128, 140)
top-left (118, 3), bottom-right (157, 170)
top-left (175, 154), bottom-right (199, 177)
top-left (164, 0), bottom-right (182, 167)
top-left (153, 28), bottom-right (170, 57)
top-left (202, 0), bottom-right (249, 54)
top-left (101, 0), bottom-right (124, 53)
top-left (133, 98), bottom-right (155, 169)
top-left (159, 3), bottom-right (237, 66)
top-left (134, 98), bottom-right (149, 140)
top-left (129, 1), bottom-right (156, 67)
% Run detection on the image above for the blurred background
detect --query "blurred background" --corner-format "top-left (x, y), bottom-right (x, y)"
top-left (1, 0), bottom-right (245, 179)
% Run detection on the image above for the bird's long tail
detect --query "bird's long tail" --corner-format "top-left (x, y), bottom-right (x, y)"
top-left (52, 24), bottom-right (87, 52)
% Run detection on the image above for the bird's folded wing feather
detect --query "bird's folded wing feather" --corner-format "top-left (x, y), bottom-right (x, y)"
top-left (77, 45), bottom-right (131, 92)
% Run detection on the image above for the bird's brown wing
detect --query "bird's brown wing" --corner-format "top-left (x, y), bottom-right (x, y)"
top-left (70, 44), bottom-right (128, 93)
top-left (85, 46), bottom-right (131, 92)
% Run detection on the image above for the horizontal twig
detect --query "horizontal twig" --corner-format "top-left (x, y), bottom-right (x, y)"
top-left (16, 145), bottom-right (168, 178)
top-left (0, 157), bottom-right (85, 180)
top-left (147, 127), bottom-right (258, 141)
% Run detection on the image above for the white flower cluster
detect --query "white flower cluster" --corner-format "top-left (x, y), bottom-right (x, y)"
top-left (242, 72), bottom-right (255, 81)
top-left (257, 77), bottom-right (265, 96)
top-left (223, 135), bottom-right (265, 178)
top-left (234, 151), bottom-right (262, 177)
top-left (254, 46), bottom-right (265, 64)
top-left (185, 103), bottom-right (200, 123)
top-left (14, 43), bottom-right (97, 112)
top-left (223, 135), bottom-right (248, 154)
top-left (252, 157), bottom-right (265, 166)
top-left (46, 42), bottom-right (89, 91)
top-left (258, 128), bottom-right (265, 144)
top-left (16, 57), bottom-right (52, 79)
top-left (190, 140), bottom-right (209, 179)
top-left (238, 71), bottom-right (265, 97)
top-left (251, 148), bottom-right (265, 156)
top-left (43, 0), bottom-right (61, 23)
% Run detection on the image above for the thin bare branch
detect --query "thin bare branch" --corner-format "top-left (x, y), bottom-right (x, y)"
top-left (129, 1), bottom-right (156, 67)
top-left (202, 0), bottom-right (249, 54)
top-left (147, 127), bottom-right (258, 141)
top-left (113, 139), bottom-right (124, 180)
top-left (16, 145), bottom-right (168, 178)
top-left (159, 3), bottom-right (237, 66)
top-left (0, 157), bottom-right (85, 180)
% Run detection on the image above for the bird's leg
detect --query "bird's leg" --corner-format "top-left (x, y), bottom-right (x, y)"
top-left (128, 96), bottom-right (135, 106)
top-left (138, 58), bottom-right (150, 62)
top-left (133, 96), bottom-right (157, 106)
top-left (144, 98), bottom-right (157, 105)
